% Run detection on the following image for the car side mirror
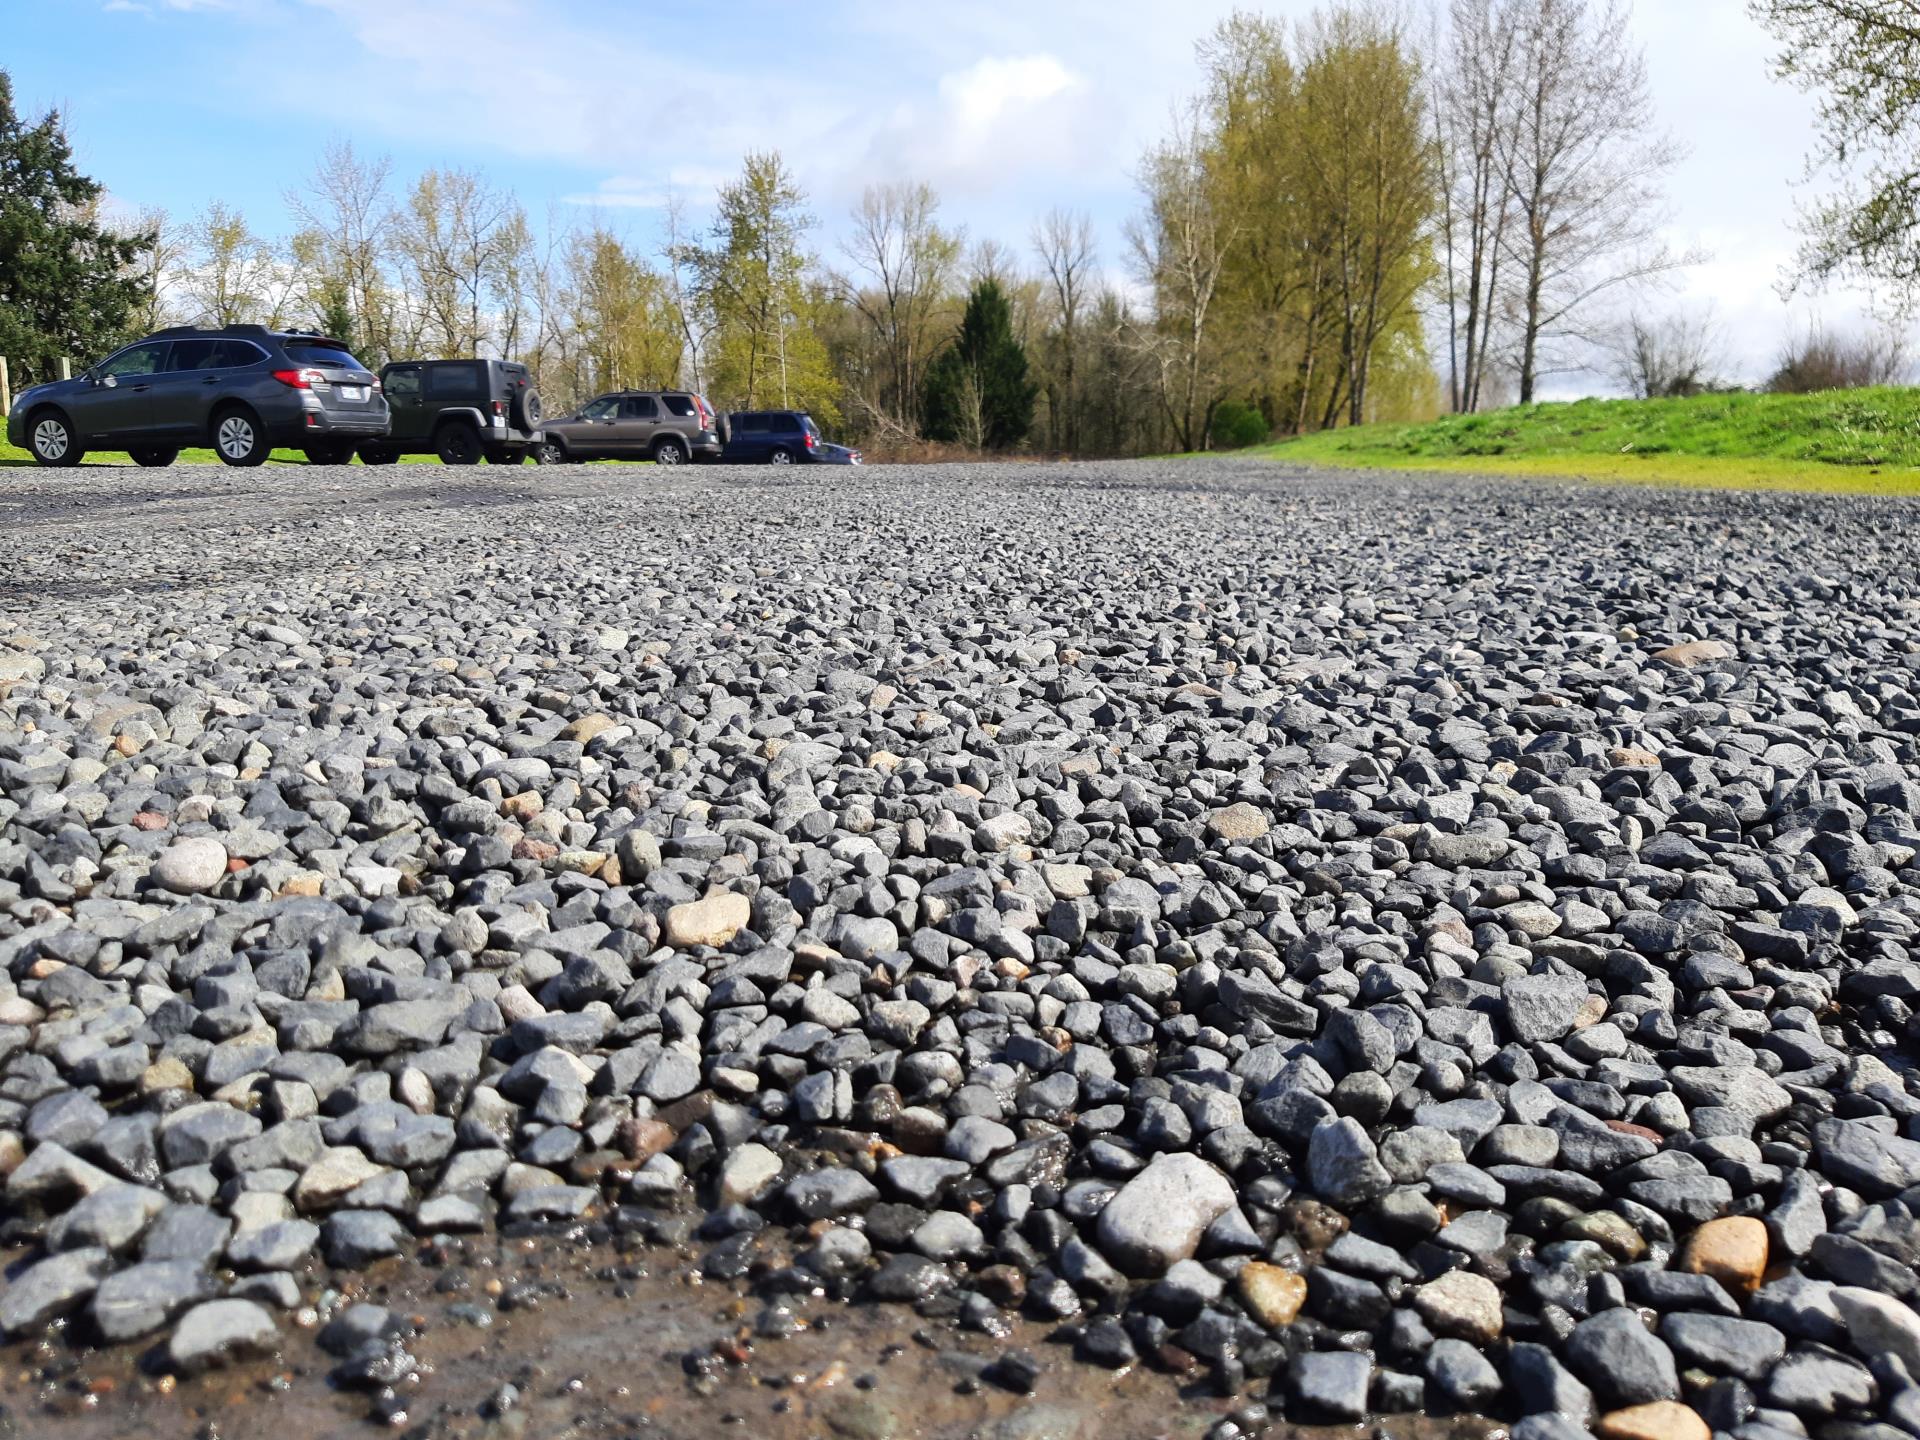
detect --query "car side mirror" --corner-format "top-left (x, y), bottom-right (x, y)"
top-left (101, 374), bottom-right (118, 389)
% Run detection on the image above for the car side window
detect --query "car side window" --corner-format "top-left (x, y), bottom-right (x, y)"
top-left (165, 340), bottom-right (219, 372)
top-left (212, 340), bottom-right (266, 369)
top-left (622, 396), bottom-right (658, 420)
top-left (100, 343), bottom-right (168, 379)
top-left (384, 367), bottom-right (422, 400)
top-left (425, 363), bottom-right (485, 399)
top-left (738, 414), bottom-right (768, 434)
top-left (581, 397), bottom-right (619, 422)
top-left (661, 395), bottom-right (694, 417)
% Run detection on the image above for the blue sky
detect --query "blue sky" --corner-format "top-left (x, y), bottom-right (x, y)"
top-left (4, 0), bottom-right (1876, 390)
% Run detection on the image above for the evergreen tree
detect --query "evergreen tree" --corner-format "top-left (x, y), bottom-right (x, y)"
top-left (0, 71), bottom-right (153, 384)
top-left (921, 279), bottom-right (1036, 449)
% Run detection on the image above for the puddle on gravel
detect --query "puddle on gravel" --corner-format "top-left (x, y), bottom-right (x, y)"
top-left (0, 1232), bottom-right (1502, 1440)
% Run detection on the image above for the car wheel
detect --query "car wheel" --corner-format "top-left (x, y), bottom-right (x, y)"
top-left (536, 439), bottom-right (567, 466)
top-left (129, 446), bottom-right (178, 468)
top-left (213, 408), bottom-right (269, 467)
top-left (358, 445), bottom-right (398, 465)
top-left (767, 447), bottom-right (794, 465)
top-left (653, 437), bottom-right (686, 466)
top-left (436, 423), bottom-right (482, 465)
top-left (303, 443), bottom-right (354, 466)
top-left (28, 411), bottom-right (83, 467)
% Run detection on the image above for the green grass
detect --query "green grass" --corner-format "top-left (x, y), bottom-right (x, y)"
top-left (1244, 387), bottom-right (1920, 495)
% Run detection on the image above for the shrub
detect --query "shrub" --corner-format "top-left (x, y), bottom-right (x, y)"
top-left (1211, 400), bottom-right (1270, 449)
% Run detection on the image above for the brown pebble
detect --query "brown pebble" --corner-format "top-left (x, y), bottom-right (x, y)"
top-left (1680, 1216), bottom-right (1768, 1294)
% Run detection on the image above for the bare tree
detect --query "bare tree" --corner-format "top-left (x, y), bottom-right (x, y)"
top-left (1126, 102), bottom-right (1240, 452)
top-left (389, 168), bottom-right (526, 358)
top-left (1611, 307), bottom-right (1724, 398)
top-left (180, 201), bottom-right (276, 327)
top-left (1499, 0), bottom-right (1693, 402)
top-left (1433, 0), bottom-right (1519, 412)
top-left (119, 204), bottom-right (184, 332)
top-left (287, 139), bottom-right (396, 360)
top-left (663, 193), bottom-right (712, 396)
top-left (1033, 207), bottom-right (1097, 451)
top-left (840, 181), bottom-right (963, 435)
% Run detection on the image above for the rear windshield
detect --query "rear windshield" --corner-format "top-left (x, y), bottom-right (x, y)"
top-left (284, 342), bottom-right (367, 371)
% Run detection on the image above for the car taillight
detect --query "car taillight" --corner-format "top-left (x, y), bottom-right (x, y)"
top-left (271, 368), bottom-right (327, 390)
top-left (491, 400), bottom-right (505, 415)
top-left (804, 431), bottom-right (818, 449)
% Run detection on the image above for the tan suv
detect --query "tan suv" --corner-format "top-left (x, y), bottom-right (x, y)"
top-left (535, 390), bottom-right (721, 465)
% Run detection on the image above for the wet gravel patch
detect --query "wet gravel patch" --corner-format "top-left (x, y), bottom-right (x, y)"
top-left (2, 461), bottom-right (1920, 1440)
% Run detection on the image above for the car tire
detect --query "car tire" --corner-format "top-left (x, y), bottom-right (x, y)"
top-left (358, 445), bottom-right (398, 465)
top-left (303, 443), bottom-right (354, 466)
top-left (767, 447), bottom-right (794, 465)
top-left (653, 437), bottom-right (686, 466)
top-left (27, 410), bottom-right (83, 467)
top-left (130, 446), bottom-right (178, 468)
top-left (436, 422), bottom-right (482, 465)
top-left (536, 439), bottom-right (567, 466)
top-left (212, 407), bottom-right (270, 467)
top-left (512, 388), bottom-right (542, 431)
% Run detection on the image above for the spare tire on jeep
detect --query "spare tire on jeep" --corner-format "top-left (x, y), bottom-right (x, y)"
top-left (513, 387), bottom-right (542, 431)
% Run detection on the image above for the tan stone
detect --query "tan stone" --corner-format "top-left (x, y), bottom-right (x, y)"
top-left (1680, 1215), bottom-right (1768, 1293)
top-left (868, 751), bottom-right (902, 772)
top-left (1598, 1403), bottom-right (1711, 1440)
top-left (1237, 1262), bottom-right (1307, 1330)
top-left (868, 683), bottom-right (898, 711)
top-left (1608, 746), bottom-right (1661, 768)
top-left (501, 791), bottom-right (543, 821)
top-left (1651, 640), bottom-right (1732, 668)
top-left (1413, 1269), bottom-right (1504, 1343)
top-left (294, 1146), bottom-right (388, 1212)
top-left (565, 713), bottom-right (618, 743)
top-left (139, 1058), bottom-right (194, 1097)
top-left (664, 891), bottom-right (752, 949)
top-left (1205, 801), bottom-right (1270, 843)
top-left (276, 873), bottom-right (324, 899)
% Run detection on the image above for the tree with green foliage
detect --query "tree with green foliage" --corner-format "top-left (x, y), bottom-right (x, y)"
top-left (1749, 0), bottom-right (1920, 296)
top-left (0, 71), bottom-right (153, 384)
top-left (682, 152), bottom-right (839, 422)
top-left (921, 279), bottom-right (1036, 449)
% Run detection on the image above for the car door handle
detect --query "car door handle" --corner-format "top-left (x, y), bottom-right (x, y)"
top-left (202, 377), bottom-right (218, 386)
top-left (131, 383), bottom-right (151, 392)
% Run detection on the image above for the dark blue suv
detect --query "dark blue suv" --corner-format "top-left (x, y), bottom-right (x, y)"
top-left (721, 410), bottom-right (824, 465)
top-left (5, 325), bottom-right (388, 467)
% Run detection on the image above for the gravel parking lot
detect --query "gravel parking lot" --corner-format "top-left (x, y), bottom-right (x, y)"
top-left (4, 460), bottom-right (1920, 1439)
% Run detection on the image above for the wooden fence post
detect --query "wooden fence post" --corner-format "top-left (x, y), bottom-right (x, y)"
top-left (58, 358), bottom-right (71, 381)
top-left (0, 358), bottom-right (9, 422)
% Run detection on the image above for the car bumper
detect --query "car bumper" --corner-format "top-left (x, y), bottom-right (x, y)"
top-left (4, 412), bottom-right (23, 450)
top-left (272, 412), bottom-right (391, 444)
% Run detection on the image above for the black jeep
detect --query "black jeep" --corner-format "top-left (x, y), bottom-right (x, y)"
top-left (360, 359), bottom-right (542, 465)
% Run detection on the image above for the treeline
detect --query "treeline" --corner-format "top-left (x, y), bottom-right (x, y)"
top-left (0, 4), bottom-right (1749, 453)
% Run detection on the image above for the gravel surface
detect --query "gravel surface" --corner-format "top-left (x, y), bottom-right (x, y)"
top-left (3, 460), bottom-right (1920, 1440)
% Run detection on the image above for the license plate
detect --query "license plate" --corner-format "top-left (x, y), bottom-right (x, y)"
top-left (341, 386), bottom-right (367, 402)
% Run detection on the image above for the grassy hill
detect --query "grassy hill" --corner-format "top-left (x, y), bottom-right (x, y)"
top-left (1250, 387), bottom-right (1920, 494)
